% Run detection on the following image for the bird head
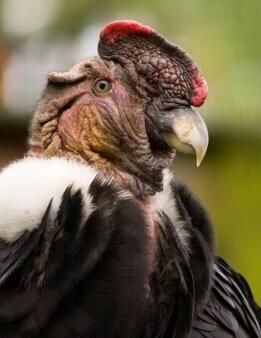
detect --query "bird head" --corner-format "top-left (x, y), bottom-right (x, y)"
top-left (29, 20), bottom-right (208, 196)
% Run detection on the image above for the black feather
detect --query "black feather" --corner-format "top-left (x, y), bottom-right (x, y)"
top-left (160, 181), bottom-right (261, 338)
top-left (0, 179), bottom-right (152, 337)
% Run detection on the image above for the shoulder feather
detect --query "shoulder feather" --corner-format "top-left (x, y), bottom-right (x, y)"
top-left (0, 156), bottom-right (97, 242)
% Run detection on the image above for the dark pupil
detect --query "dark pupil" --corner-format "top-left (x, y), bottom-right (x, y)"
top-left (99, 81), bottom-right (106, 90)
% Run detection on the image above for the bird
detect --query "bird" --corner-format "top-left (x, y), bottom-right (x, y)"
top-left (0, 20), bottom-right (259, 338)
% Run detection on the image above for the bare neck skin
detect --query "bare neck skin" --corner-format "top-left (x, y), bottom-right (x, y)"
top-left (28, 59), bottom-right (173, 198)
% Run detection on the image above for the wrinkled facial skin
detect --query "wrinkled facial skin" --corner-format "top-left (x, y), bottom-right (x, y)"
top-left (29, 21), bottom-right (208, 197)
top-left (56, 60), bottom-right (144, 165)
top-left (99, 21), bottom-right (208, 109)
top-left (29, 58), bottom-right (171, 196)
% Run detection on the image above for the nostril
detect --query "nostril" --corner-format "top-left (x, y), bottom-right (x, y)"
top-left (161, 103), bottom-right (189, 111)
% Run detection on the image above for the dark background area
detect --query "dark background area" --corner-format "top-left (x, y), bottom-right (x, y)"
top-left (0, 0), bottom-right (260, 301)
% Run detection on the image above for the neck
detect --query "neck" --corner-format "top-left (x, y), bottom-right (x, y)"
top-left (29, 145), bottom-right (173, 199)
top-left (29, 111), bottom-right (174, 198)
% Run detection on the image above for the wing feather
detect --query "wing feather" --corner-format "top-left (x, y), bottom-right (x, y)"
top-left (192, 258), bottom-right (261, 337)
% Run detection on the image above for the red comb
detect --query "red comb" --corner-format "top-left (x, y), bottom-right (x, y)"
top-left (191, 68), bottom-right (208, 107)
top-left (100, 21), bottom-right (208, 107)
top-left (100, 20), bottom-right (155, 43)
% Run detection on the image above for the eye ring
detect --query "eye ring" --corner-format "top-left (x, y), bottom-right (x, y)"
top-left (93, 78), bottom-right (111, 95)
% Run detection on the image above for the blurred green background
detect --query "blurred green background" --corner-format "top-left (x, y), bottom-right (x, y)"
top-left (0, 0), bottom-right (260, 301)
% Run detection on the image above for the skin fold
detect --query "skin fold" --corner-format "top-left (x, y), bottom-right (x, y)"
top-left (0, 20), bottom-right (259, 338)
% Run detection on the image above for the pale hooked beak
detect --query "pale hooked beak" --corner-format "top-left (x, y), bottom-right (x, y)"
top-left (159, 107), bottom-right (209, 166)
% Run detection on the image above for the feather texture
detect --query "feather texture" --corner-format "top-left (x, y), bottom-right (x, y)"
top-left (0, 157), bottom-right (259, 337)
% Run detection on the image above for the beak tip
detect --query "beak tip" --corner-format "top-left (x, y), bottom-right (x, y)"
top-left (195, 147), bottom-right (207, 167)
top-left (196, 158), bottom-right (203, 167)
top-left (161, 107), bottom-right (209, 167)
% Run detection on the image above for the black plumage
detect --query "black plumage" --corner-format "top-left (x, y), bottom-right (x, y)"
top-left (192, 257), bottom-right (261, 337)
top-left (0, 177), bottom-right (153, 337)
top-left (0, 19), bottom-right (260, 338)
top-left (0, 165), bottom-right (259, 338)
top-left (171, 183), bottom-right (261, 338)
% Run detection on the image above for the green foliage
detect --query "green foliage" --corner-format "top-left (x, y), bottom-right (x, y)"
top-left (34, 0), bottom-right (261, 130)
top-left (175, 133), bottom-right (261, 302)
top-left (1, 0), bottom-right (260, 301)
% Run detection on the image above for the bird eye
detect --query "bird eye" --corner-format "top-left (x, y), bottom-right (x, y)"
top-left (93, 79), bottom-right (111, 94)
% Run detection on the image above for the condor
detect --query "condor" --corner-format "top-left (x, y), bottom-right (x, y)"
top-left (0, 21), bottom-right (259, 338)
